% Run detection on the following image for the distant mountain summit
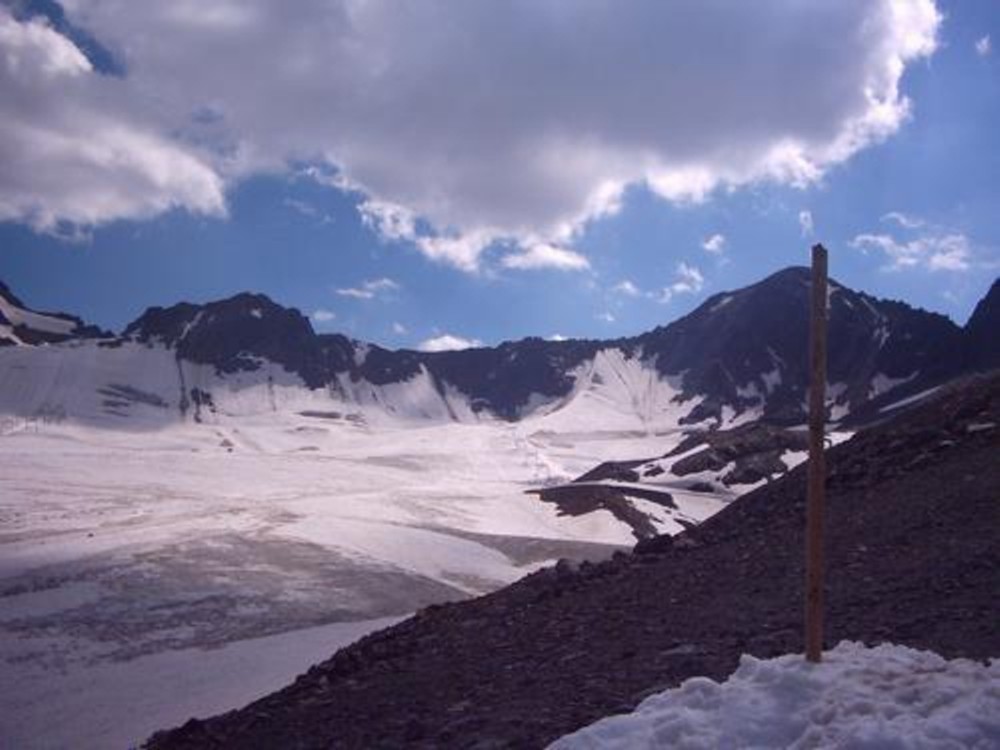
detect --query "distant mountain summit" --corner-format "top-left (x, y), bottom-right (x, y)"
top-left (635, 267), bottom-right (966, 424)
top-left (0, 267), bottom-right (995, 428)
top-left (0, 281), bottom-right (108, 346)
top-left (123, 292), bottom-right (335, 388)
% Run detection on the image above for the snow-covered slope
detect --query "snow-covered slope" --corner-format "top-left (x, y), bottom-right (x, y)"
top-left (526, 348), bottom-right (698, 434)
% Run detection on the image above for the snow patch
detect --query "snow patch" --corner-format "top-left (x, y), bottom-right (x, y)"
top-left (779, 449), bottom-right (809, 470)
top-left (0, 323), bottom-right (24, 346)
top-left (761, 366), bottom-right (782, 395)
top-left (708, 295), bottom-right (733, 313)
top-left (736, 380), bottom-right (762, 402)
top-left (879, 385), bottom-right (942, 414)
top-left (549, 641), bottom-right (1000, 749)
top-left (826, 381), bottom-right (850, 421)
top-left (869, 371), bottom-right (918, 399)
top-left (178, 310), bottom-right (204, 342)
top-left (353, 341), bottom-right (370, 367)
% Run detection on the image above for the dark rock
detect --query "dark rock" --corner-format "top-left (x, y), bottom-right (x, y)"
top-left (965, 279), bottom-right (1000, 372)
top-left (632, 535), bottom-right (674, 556)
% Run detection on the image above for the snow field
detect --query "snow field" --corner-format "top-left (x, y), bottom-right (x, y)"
top-left (0, 340), bottom-right (781, 748)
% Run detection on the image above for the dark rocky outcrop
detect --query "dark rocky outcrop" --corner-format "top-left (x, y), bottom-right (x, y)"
top-left (965, 279), bottom-right (1000, 372)
top-left (666, 421), bottom-right (809, 486)
top-left (527, 482), bottom-right (678, 541)
top-left (147, 372), bottom-right (1000, 750)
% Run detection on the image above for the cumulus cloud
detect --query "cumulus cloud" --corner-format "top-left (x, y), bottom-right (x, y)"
top-left (657, 262), bottom-right (705, 303)
top-left (975, 35), bottom-right (991, 57)
top-left (799, 210), bottom-right (815, 237)
top-left (391, 322), bottom-right (407, 335)
top-left (547, 333), bottom-right (569, 342)
top-left (673, 262), bottom-right (705, 294)
top-left (701, 234), bottom-right (726, 254)
top-left (418, 333), bottom-right (482, 352)
top-left (850, 231), bottom-right (972, 272)
top-left (596, 312), bottom-right (616, 324)
top-left (335, 277), bottom-right (399, 299)
top-left (5, 1), bottom-right (940, 269)
top-left (0, 8), bottom-right (225, 234)
top-left (311, 308), bottom-right (336, 323)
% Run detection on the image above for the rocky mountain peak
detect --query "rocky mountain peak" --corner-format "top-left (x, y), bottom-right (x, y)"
top-left (965, 279), bottom-right (1000, 371)
top-left (124, 292), bottom-right (328, 386)
top-left (634, 266), bottom-right (967, 425)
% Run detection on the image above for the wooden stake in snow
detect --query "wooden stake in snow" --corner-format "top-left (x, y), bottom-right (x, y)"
top-left (806, 243), bottom-right (828, 663)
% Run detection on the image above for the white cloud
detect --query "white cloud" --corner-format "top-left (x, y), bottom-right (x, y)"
top-left (672, 262), bottom-right (705, 294)
top-left (5, 1), bottom-right (940, 269)
top-left (596, 312), bottom-right (616, 323)
top-left (850, 232), bottom-right (972, 272)
top-left (335, 277), bottom-right (400, 299)
top-left (0, 9), bottom-right (225, 234)
top-left (799, 210), bottom-right (815, 237)
top-left (311, 308), bottom-right (336, 323)
top-left (500, 243), bottom-right (590, 271)
top-left (418, 333), bottom-right (482, 352)
top-left (547, 333), bottom-right (568, 342)
top-left (612, 280), bottom-right (641, 297)
top-left (359, 198), bottom-right (418, 245)
top-left (975, 35), bottom-right (991, 57)
top-left (881, 211), bottom-right (925, 229)
top-left (701, 233), bottom-right (726, 254)
top-left (391, 322), bottom-right (407, 335)
top-left (657, 262), bottom-right (705, 303)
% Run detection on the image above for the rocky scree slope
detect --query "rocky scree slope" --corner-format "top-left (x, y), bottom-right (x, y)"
top-left (147, 371), bottom-right (1000, 750)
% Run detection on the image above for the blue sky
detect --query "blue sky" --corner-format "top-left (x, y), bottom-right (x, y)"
top-left (1, 1), bottom-right (997, 350)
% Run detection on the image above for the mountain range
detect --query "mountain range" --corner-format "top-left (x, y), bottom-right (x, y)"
top-left (2, 268), bottom-right (997, 430)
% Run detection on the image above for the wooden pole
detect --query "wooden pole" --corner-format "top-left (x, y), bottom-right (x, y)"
top-left (806, 244), bottom-right (828, 663)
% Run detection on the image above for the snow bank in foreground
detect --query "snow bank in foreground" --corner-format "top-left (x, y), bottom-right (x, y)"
top-left (549, 642), bottom-right (999, 749)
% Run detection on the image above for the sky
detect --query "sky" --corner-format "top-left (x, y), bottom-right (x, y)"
top-left (0, 0), bottom-right (997, 351)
